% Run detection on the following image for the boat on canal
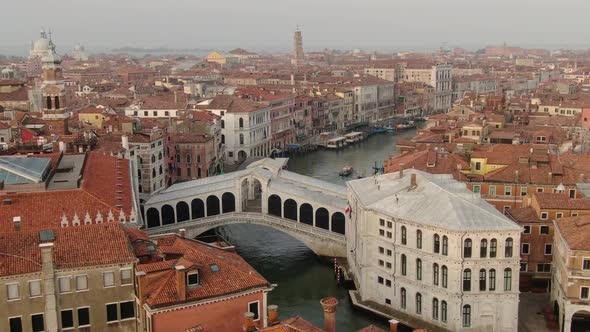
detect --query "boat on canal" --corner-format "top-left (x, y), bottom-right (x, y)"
top-left (396, 121), bottom-right (416, 131)
top-left (339, 165), bottom-right (353, 177)
top-left (326, 136), bottom-right (347, 149)
top-left (344, 132), bottom-right (364, 144)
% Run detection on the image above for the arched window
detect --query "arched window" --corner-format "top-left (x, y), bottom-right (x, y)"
top-left (54, 96), bottom-right (60, 109)
top-left (221, 134), bottom-right (225, 144)
top-left (175, 154), bottom-right (180, 163)
top-left (401, 254), bottom-right (407, 276)
top-left (463, 269), bottom-right (471, 291)
top-left (400, 288), bottom-right (406, 309)
top-left (504, 268), bottom-right (512, 291)
top-left (416, 259), bottom-right (422, 281)
top-left (152, 169), bottom-right (156, 178)
top-left (442, 265), bottom-right (448, 288)
top-left (220, 119), bottom-right (225, 129)
top-left (480, 239), bottom-right (488, 257)
top-left (433, 234), bottom-right (440, 253)
top-left (186, 154), bottom-right (191, 163)
top-left (416, 230), bottom-right (422, 249)
top-left (401, 226), bottom-right (407, 245)
top-left (239, 133), bottom-right (244, 145)
top-left (432, 298), bottom-right (439, 320)
top-left (433, 263), bottom-right (439, 286)
top-left (158, 152), bottom-right (162, 160)
top-left (505, 238), bottom-right (514, 257)
top-left (416, 293), bottom-right (422, 314)
top-left (462, 305), bottom-right (471, 327)
top-left (441, 301), bottom-right (447, 323)
top-left (479, 269), bottom-right (486, 291)
top-left (463, 238), bottom-right (472, 258)
top-left (151, 155), bottom-right (156, 163)
top-left (46, 96), bottom-right (52, 109)
top-left (490, 239), bottom-right (497, 257)
top-left (159, 165), bottom-right (162, 175)
top-left (239, 117), bottom-right (244, 128)
top-left (489, 269), bottom-right (496, 291)
top-left (442, 236), bottom-right (448, 255)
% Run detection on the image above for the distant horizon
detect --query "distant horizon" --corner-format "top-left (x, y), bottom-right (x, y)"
top-left (3, 0), bottom-right (590, 58)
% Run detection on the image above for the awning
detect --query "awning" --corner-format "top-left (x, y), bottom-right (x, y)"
top-left (296, 134), bottom-right (306, 139)
top-left (286, 144), bottom-right (301, 148)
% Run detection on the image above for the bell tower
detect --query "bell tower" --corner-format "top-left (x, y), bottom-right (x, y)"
top-left (41, 33), bottom-right (69, 134)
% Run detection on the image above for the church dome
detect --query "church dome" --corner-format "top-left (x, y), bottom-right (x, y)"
top-left (33, 37), bottom-right (49, 53)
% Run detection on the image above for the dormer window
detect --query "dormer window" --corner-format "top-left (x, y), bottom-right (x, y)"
top-left (187, 270), bottom-right (199, 287)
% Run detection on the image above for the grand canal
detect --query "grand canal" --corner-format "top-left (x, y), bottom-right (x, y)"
top-left (216, 129), bottom-right (418, 331)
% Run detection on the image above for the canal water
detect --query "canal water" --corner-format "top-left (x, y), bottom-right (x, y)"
top-left (216, 129), bottom-right (418, 331)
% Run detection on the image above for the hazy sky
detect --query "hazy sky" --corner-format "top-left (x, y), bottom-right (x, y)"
top-left (2, 0), bottom-right (590, 55)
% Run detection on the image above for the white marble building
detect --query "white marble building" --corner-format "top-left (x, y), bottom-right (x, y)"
top-left (346, 169), bottom-right (521, 331)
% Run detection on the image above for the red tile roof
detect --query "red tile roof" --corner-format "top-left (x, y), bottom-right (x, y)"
top-left (555, 216), bottom-right (590, 251)
top-left (534, 193), bottom-right (590, 210)
top-left (0, 152), bottom-right (133, 232)
top-left (0, 223), bottom-right (136, 277)
top-left (137, 233), bottom-right (269, 308)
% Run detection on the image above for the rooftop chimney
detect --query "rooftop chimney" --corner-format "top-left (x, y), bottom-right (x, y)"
top-left (136, 271), bottom-right (147, 305)
top-left (178, 229), bottom-right (186, 239)
top-left (122, 135), bottom-right (129, 150)
top-left (175, 265), bottom-right (187, 302)
top-left (388, 319), bottom-right (399, 332)
top-left (40, 243), bottom-right (58, 332)
top-left (267, 305), bottom-right (279, 326)
top-left (548, 172), bottom-right (553, 183)
top-left (399, 164), bottom-right (405, 177)
top-left (320, 297), bottom-right (338, 332)
top-left (243, 312), bottom-right (256, 332)
top-left (411, 173), bottom-right (417, 188)
top-left (12, 216), bottom-right (20, 232)
top-left (59, 141), bottom-right (66, 153)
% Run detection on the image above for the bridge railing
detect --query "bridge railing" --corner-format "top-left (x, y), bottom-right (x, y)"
top-left (145, 211), bottom-right (346, 244)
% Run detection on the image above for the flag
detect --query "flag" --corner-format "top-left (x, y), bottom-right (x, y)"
top-left (345, 201), bottom-right (352, 218)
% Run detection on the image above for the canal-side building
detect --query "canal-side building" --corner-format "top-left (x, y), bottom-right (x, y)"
top-left (551, 215), bottom-right (590, 332)
top-left (346, 169), bottom-right (521, 331)
top-left (134, 230), bottom-right (273, 332)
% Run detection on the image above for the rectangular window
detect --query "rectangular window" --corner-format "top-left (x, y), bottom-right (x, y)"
top-left (520, 263), bottom-right (528, 272)
top-left (385, 279), bottom-right (392, 287)
top-left (504, 186), bottom-right (512, 196)
top-left (249, 301), bottom-right (260, 321)
top-left (9, 317), bottom-right (22, 332)
top-left (61, 310), bottom-right (74, 329)
top-left (475, 162), bottom-right (481, 170)
top-left (489, 185), bottom-right (496, 196)
top-left (523, 225), bottom-right (531, 234)
top-left (386, 231), bottom-right (392, 239)
top-left (78, 307), bottom-right (90, 327)
top-left (386, 249), bottom-right (392, 256)
top-left (31, 313), bottom-right (44, 332)
top-left (379, 219), bottom-right (385, 227)
top-left (58, 277), bottom-right (71, 293)
top-left (386, 262), bottom-right (392, 269)
top-left (103, 272), bottom-right (115, 288)
top-left (555, 212), bottom-right (563, 219)
top-left (537, 263), bottom-right (551, 273)
top-left (540, 213), bottom-right (548, 221)
top-left (540, 225), bottom-right (549, 234)
top-left (120, 269), bottom-right (132, 285)
top-left (75, 275), bottom-right (88, 291)
top-left (378, 247), bottom-right (384, 254)
top-left (537, 187), bottom-right (544, 193)
top-left (120, 301), bottom-right (135, 320)
top-left (379, 229), bottom-right (385, 237)
top-left (522, 243), bottom-right (530, 255)
top-left (473, 185), bottom-right (480, 193)
top-left (545, 244), bottom-right (552, 255)
top-left (378, 276), bottom-right (384, 284)
top-left (7, 283), bottom-right (20, 300)
top-left (187, 271), bottom-right (199, 286)
top-left (29, 280), bottom-right (41, 298)
top-left (106, 303), bottom-right (118, 322)
top-left (570, 189), bottom-right (576, 198)
top-left (385, 298), bottom-right (391, 305)
top-left (521, 187), bottom-right (527, 196)
top-left (583, 259), bottom-right (590, 270)
top-left (387, 221), bottom-right (392, 229)
top-left (378, 259), bottom-right (384, 266)
top-left (581, 287), bottom-right (590, 300)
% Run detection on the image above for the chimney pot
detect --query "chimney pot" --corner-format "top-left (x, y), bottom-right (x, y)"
top-left (388, 319), bottom-right (399, 332)
top-left (243, 312), bottom-right (256, 332)
top-left (399, 164), bottom-right (405, 177)
top-left (411, 173), bottom-right (417, 187)
top-left (179, 229), bottom-right (186, 238)
top-left (175, 265), bottom-right (187, 302)
top-left (267, 305), bottom-right (279, 326)
top-left (320, 297), bottom-right (338, 332)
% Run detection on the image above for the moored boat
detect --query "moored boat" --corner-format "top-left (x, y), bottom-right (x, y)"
top-left (339, 165), bottom-right (353, 177)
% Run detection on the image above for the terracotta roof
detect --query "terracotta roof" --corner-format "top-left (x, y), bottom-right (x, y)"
top-left (534, 192), bottom-right (590, 210)
top-left (555, 216), bottom-right (590, 251)
top-left (207, 94), bottom-right (267, 113)
top-left (0, 223), bottom-right (136, 277)
top-left (507, 207), bottom-right (541, 223)
top-left (259, 316), bottom-right (324, 332)
top-left (137, 234), bottom-right (269, 308)
top-left (78, 106), bottom-right (103, 114)
top-left (0, 152), bottom-right (133, 232)
top-left (0, 87), bottom-right (29, 102)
